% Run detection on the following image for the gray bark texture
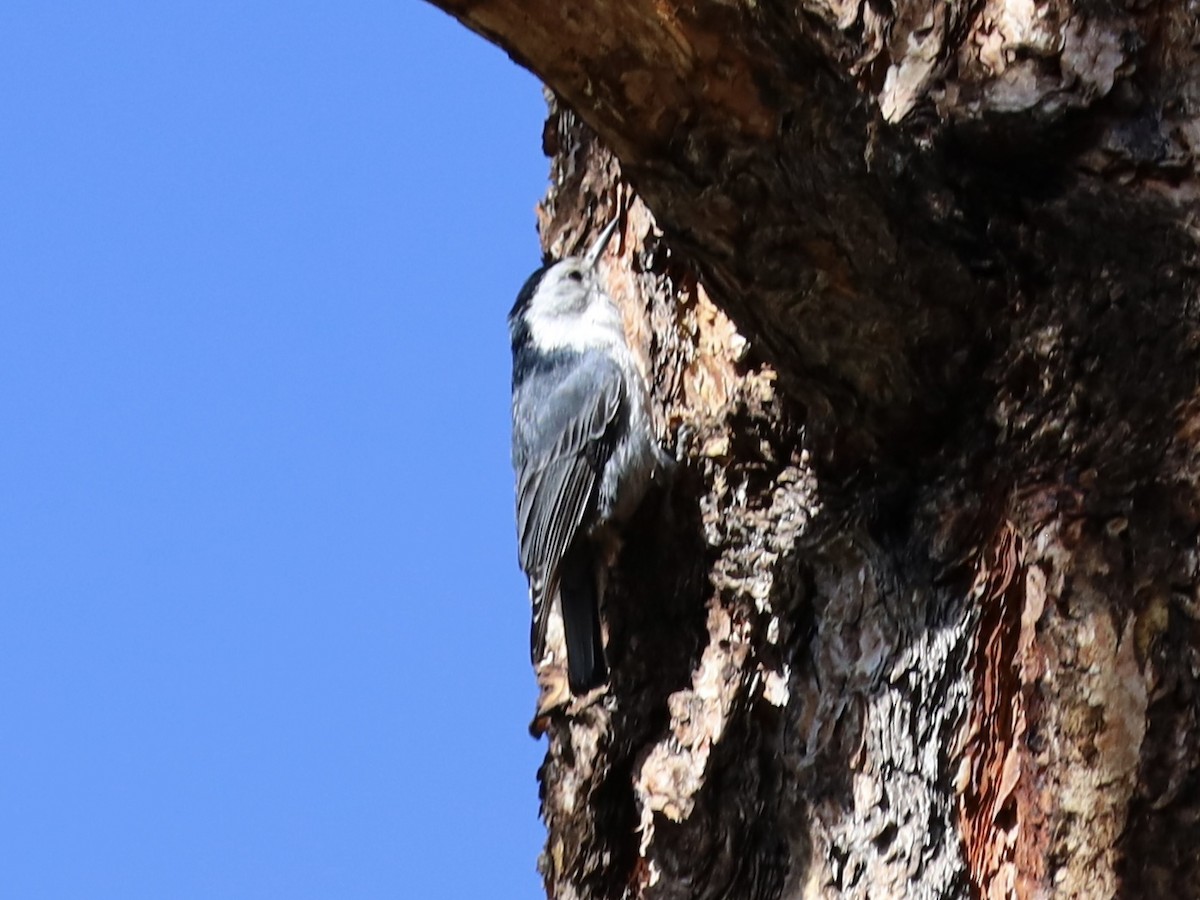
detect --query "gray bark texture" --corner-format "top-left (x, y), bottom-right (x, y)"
top-left (429, 1), bottom-right (1200, 897)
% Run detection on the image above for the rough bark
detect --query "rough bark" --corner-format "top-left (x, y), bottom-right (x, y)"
top-left (429, 2), bottom-right (1200, 898)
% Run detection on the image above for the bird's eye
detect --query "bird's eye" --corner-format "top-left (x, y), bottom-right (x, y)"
top-left (567, 270), bottom-right (584, 282)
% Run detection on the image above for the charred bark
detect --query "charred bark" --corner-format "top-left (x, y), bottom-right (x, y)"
top-left (428, 1), bottom-right (1200, 897)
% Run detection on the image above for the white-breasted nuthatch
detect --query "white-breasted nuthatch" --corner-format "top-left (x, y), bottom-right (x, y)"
top-left (508, 217), bottom-right (665, 695)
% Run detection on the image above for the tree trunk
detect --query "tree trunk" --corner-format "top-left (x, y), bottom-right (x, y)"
top-left (429, 2), bottom-right (1200, 897)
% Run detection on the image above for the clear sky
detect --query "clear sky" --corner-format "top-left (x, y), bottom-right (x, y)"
top-left (1, 2), bottom-right (551, 897)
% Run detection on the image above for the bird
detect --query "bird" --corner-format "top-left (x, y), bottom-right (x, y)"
top-left (508, 216), bottom-right (666, 696)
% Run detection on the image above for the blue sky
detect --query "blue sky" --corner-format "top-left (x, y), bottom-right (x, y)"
top-left (1, 2), bottom-right (551, 896)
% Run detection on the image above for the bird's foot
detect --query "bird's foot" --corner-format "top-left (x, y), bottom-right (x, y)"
top-left (528, 664), bottom-right (608, 737)
top-left (528, 664), bottom-right (571, 737)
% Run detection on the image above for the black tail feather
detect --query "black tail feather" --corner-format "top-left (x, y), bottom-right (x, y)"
top-left (558, 539), bottom-right (608, 694)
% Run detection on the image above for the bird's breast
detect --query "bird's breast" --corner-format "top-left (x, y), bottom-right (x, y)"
top-left (596, 355), bottom-right (659, 525)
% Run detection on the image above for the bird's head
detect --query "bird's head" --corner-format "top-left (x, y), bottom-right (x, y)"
top-left (508, 218), bottom-right (624, 355)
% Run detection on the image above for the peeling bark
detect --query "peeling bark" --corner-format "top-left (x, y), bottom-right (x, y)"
top-left (428, 1), bottom-right (1200, 897)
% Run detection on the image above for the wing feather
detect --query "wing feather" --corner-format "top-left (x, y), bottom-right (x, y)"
top-left (512, 354), bottom-right (624, 664)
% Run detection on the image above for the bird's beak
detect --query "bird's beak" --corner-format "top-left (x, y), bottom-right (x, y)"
top-left (582, 216), bottom-right (620, 270)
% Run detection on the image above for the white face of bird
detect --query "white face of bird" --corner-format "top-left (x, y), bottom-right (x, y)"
top-left (522, 218), bottom-right (626, 354)
top-left (522, 259), bottom-right (627, 354)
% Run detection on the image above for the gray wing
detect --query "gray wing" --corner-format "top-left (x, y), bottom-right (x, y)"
top-left (512, 355), bottom-right (624, 665)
